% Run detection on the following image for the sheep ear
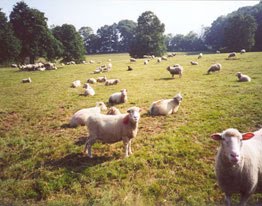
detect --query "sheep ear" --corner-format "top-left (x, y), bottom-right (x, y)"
top-left (242, 132), bottom-right (254, 140)
top-left (211, 133), bottom-right (223, 141)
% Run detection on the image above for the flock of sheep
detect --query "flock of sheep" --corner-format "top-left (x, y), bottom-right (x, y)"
top-left (18, 49), bottom-right (260, 205)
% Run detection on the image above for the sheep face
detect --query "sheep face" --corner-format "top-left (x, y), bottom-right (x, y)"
top-left (127, 107), bottom-right (141, 124)
top-left (121, 89), bottom-right (127, 96)
top-left (174, 93), bottom-right (183, 102)
top-left (236, 72), bottom-right (242, 78)
top-left (96, 102), bottom-right (107, 111)
top-left (211, 128), bottom-right (255, 165)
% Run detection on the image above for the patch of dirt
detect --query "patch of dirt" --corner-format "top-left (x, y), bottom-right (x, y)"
top-left (0, 111), bottom-right (21, 135)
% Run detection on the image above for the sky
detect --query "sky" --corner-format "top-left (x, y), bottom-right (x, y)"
top-left (1, 0), bottom-right (259, 35)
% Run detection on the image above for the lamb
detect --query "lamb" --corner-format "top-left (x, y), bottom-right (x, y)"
top-left (84, 84), bottom-right (95, 96)
top-left (198, 53), bottom-right (203, 59)
top-left (228, 52), bottom-right (236, 58)
top-left (105, 79), bottom-right (120, 86)
top-left (87, 78), bottom-right (97, 84)
top-left (71, 80), bottom-right (81, 88)
top-left (106, 107), bottom-right (121, 115)
top-left (83, 106), bottom-right (141, 158)
top-left (69, 102), bottom-right (107, 127)
top-left (109, 89), bottom-right (127, 105)
top-left (236, 72), bottom-right (251, 82)
top-left (190, 61), bottom-right (198, 65)
top-left (149, 93), bottom-right (183, 116)
top-left (240, 49), bottom-right (246, 54)
top-left (211, 128), bottom-right (262, 206)
top-left (97, 76), bottom-right (107, 82)
top-left (21, 77), bottom-right (32, 83)
top-left (166, 65), bottom-right (183, 78)
top-left (130, 58), bottom-right (136, 62)
top-left (207, 63), bottom-right (222, 74)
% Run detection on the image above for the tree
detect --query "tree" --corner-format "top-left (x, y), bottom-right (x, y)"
top-left (79, 26), bottom-right (94, 54)
top-left (130, 11), bottom-right (166, 58)
top-left (224, 14), bottom-right (257, 51)
top-left (117, 20), bottom-right (137, 52)
top-left (0, 9), bottom-right (21, 63)
top-left (9, 1), bottom-right (63, 63)
top-left (52, 24), bottom-right (86, 63)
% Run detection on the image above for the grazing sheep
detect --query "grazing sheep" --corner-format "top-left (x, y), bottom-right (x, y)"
top-left (106, 107), bottom-right (121, 115)
top-left (71, 80), bottom-right (81, 88)
top-left (228, 52), bottom-right (236, 58)
top-left (69, 102), bottom-right (107, 127)
top-left (87, 78), bottom-right (97, 84)
top-left (21, 77), bottom-right (32, 83)
top-left (130, 58), bottom-right (136, 62)
top-left (211, 128), bottom-right (262, 206)
top-left (109, 89), bottom-right (128, 105)
top-left (240, 49), bottom-right (246, 54)
top-left (166, 65), bottom-right (183, 78)
top-left (149, 93), bottom-right (183, 116)
top-left (207, 63), bottom-right (222, 74)
top-left (84, 84), bottom-right (95, 96)
top-left (190, 61), bottom-right (198, 65)
top-left (198, 53), bottom-right (203, 59)
top-left (105, 79), bottom-right (120, 86)
top-left (127, 66), bottom-right (133, 71)
top-left (97, 76), bottom-right (107, 82)
top-left (236, 72), bottom-right (251, 82)
top-left (83, 106), bottom-right (141, 158)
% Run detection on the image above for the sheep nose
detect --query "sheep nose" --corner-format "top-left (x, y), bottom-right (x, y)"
top-left (230, 153), bottom-right (239, 158)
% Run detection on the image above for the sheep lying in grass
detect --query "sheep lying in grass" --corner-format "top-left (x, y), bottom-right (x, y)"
top-left (161, 56), bottom-right (168, 61)
top-left (190, 61), bottom-right (198, 65)
top-left (157, 58), bottom-right (162, 63)
top-left (109, 89), bottom-right (127, 105)
top-left (130, 58), bottom-right (136, 62)
top-left (69, 102), bottom-right (107, 127)
top-left (84, 84), bottom-right (95, 96)
top-left (105, 79), bottom-right (120, 86)
top-left (87, 78), bottom-right (97, 84)
top-left (166, 65), bottom-right (183, 78)
top-left (240, 49), bottom-right (246, 54)
top-left (106, 107), bottom-right (121, 115)
top-left (149, 93), bottom-right (183, 116)
top-left (236, 72), bottom-right (251, 82)
top-left (207, 63), bottom-right (222, 74)
top-left (72, 80), bottom-right (81, 88)
top-left (211, 128), bottom-right (262, 206)
top-left (97, 76), bottom-right (107, 82)
top-left (228, 52), bottom-right (236, 58)
top-left (144, 59), bottom-right (149, 65)
top-left (21, 77), bottom-right (32, 83)
top-left (83, 106), bottom-right (141, 158)
top-left (127, 66), bottom-right (133, 71)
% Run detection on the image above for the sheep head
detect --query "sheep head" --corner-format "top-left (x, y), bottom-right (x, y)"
top-left (126, 107), bottom-right (141, 124)
top-left (96, 102), bottom-right (107, 111)
top-left (173, 93), bottom-right (183, 103)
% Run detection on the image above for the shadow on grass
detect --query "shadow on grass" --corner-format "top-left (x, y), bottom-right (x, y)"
top-left (45, 152), bottom-right (113, 172)
top-left (154, 77), bottom-right (175, 81)
top-left (74, 136), bottom-right (86, 146)
top-left (225, 58), bottom-right (240, 60)
top-left (61, 123), bottom-right (71, 129)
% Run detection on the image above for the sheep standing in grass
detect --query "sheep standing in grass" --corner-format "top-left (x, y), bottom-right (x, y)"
top-left (149, 93), bottom-right (183, 116)
top-left (236, 72), bottom-right (251, 82)
top-left (228, 52), bottom-right (236, 58)
top-left (167, 65), bottom-right (183, 78)
top-left (207, 63), bottom-right (222, 74)
top-left (211, 128), bottom-right (262, 206)
top-left (84, 84), bottom-right (95, 96)
top-left (105, 79), bottom-right (120, 86)
top-left (106, 107), bottom-right (121, 115)
top-left (21, 77), bottom-right (32, 83)
top-left (84, 106), bottom-right (141, 158)
top-left (109, 89), bottom-right (127, 105)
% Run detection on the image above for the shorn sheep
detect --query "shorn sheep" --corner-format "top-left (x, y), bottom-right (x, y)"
top-left (211, 128), bottom-right (262, 206)
top-left (106, 107), bottom-right (121, 115)
top-left (236, 72), bottom-right (251, 82)
top-left (149, 93), bottom-right (183, 116)
top-left (166, 65), bottom-right (183, 78)
top-left (69, 102), bottom-right (107, 127)
top-left (109, 89), bottom-right (128, 105)
top-left (207, 63), bottom-right (222, 74)
top-left (83, 106), bottom-right (141, 158)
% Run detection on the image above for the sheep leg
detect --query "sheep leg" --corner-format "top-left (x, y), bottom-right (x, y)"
top-left (83, 136), bottom-right (96, 158)
top-left (123, 138), bottom-right (130, 158)
top-left (239, 192), bottom-right (251, 206)
top-left (225, 194), bottom-right (231, 206)
top-left (128, 139), bottom-right (132, 155)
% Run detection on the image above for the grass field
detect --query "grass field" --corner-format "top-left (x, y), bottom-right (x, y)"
top-left (0, 52), bottom-right (261, 205)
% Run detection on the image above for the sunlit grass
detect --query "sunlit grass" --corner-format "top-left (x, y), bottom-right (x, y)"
top-left (0, 52), bottom-right (261, 205)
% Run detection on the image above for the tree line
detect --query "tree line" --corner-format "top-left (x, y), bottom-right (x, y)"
top-left (0, 1), bottom-right (262, 64)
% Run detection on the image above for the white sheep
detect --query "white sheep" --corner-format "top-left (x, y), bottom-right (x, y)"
top-left (109, 89), bottom-right (127, 105)
top-left (236, 72), bottom-right (251, 82)
top-left (207, 63), bottom-right (222, 74)
top-left (89, 60), bottom-right (95, 64)
top-left (149, 93), bottom-right (183, 116)
top-left (69, 102), bottom-right (107, 127)
top-left (144, 59), bottom-right (149, 65)
top-left (21, 77), bottom-right (32, 83)
top-left (211, 128), bottom-right (262, 206)
top-left (87, 78), bottom-right (97, 84)
top-left (228, 52), bottom-right (236, 58)
top-left (83, 106), bottom-right (141, 158)
top-left (11, 64), bottom-right (18, 68)
top-left (190, 61), bottom-right (198, 65)
top-left (161, 56), bottom-right (168, 61)
top-left (105, 79), bottom-right (120, 86)
top-left (106, 107), bottom-right (121, 115)
top-left (130, 58), bottom-right (136, 62)
top-left (97, 76), bottom-right (107, 82)
top-left (71, 80), bottom-right (81, 88)
top-left (240, 49), bottom-right (246, 54)
top-left (198, 53), bottom-right (203, 59)
top-left (84, 84), bottom-right (95, 96)
top-left (216, 50), bottom-right (220, 54)
top-left (157, 58), bottom-right (162, 63)
top-left (166, 65), bottom-right (183, 78)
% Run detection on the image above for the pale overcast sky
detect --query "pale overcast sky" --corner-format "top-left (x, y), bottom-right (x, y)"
top-left (1, 0), bottom-right (259, 35)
